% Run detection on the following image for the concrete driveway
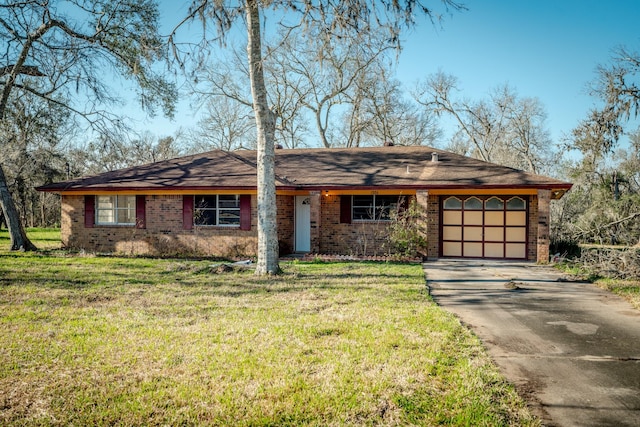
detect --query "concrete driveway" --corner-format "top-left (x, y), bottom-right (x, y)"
top-left (424, 260), bottom-right (640, 427)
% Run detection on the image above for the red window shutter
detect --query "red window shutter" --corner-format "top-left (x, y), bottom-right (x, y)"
top-left (183, 196), bottom-right (193, 230)
top-left (84, 195), bottom-right (95, 228)
top-left (240, 195), bottom-right (251, 231)
top-left (340, 195), bottom-right (352, 224)
top-left (136, 195), bottom-right (146, 229)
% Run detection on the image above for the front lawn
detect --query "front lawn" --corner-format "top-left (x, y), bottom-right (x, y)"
top-left (0, 253), bottom-right (537, 426)
top-left (0, 227), bottom-right (61, 250)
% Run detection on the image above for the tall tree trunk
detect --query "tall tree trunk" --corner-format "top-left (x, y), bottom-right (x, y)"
top-left (245, 0), bottom-right (279, 275)
top-left (0, 163), bottom-right (36, 250)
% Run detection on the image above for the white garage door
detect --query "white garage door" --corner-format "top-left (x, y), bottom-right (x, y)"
top-left (441, 196), bottom-right (528, 259)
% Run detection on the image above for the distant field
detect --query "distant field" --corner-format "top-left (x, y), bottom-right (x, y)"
top-left (0, 227), bottom-right (61, 249)
top-left (0, 254), bottom-right (538, 426)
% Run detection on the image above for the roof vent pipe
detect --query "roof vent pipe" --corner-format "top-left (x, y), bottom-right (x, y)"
top-left (431, 152), bottom-right (439, 163)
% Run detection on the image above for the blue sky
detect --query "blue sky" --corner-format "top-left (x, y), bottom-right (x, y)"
top-left (141, 0), bottom-right (640, 148)
top-left (394, 0), bottom-right (640, 146)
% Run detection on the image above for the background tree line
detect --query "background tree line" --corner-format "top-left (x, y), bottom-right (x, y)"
top-left (1, 1), bottom-right (638, 256)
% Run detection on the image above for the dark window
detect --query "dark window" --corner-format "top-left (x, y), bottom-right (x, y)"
top-left (352, 195), bottom-right (401, 221)
top-left (194, 195), bottom-right (241, 226)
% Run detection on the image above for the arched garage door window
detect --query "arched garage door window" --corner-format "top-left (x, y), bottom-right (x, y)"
top-left (442, 196), bottom-right (527, 259)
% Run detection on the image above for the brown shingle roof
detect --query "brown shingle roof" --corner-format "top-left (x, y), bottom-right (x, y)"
top-left (38, 146), bottom-right (572, 195)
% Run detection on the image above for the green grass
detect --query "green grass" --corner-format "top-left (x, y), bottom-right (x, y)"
top-left (0, 227), bottom-right (61, 250)
top-left (0, 252), bottom-right (538, 426)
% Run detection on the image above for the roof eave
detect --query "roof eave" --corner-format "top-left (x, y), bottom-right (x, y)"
top-left (39, 182), bottom-right (573, 198)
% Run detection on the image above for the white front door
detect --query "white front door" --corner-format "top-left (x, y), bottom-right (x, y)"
top-left (295, 196), bottom-right (311, 252)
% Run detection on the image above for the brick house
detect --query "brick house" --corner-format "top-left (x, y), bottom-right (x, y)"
top-left (38, 146), bottom-right (572, 262)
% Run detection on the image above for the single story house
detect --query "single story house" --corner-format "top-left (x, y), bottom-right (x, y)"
top-left (38, 145), bottom-right (572, 262)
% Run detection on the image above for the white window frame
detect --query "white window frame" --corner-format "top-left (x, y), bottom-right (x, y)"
top-left (194, 195), bottom-right (241, 227)
top-left (95, 195), bottom-right (136, 225)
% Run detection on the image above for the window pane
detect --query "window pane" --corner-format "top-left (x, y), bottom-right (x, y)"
top-left (352, 195), bottom-right (374, 220)
top-left (114, 196), bottom-right (135, 224)
top-left (353, 207), bottom-right (374, 220)
top-left (218, 195), bottom-right (240, 208)
top-left (376, 196), bottom-right (398, 220)
top-left (96, 196), bottom-right (115, 224)
top-left (485, 197), bottom-right (504, 210)
top-left (97, 210), bottom-right (114, 224)
top-left (195, 196), bottom-right (216, 209)
top-left (464, 197), bottom-right (482, 210)
top-left (507, 197), bottom-right (526, 210)
top-left (376, 196), bottom-right (398, 206)
top-left (444, 197), bottom-right (462, 210)
top-left (376, 206), bottom-right (391, 220)
top-left (119, 196), bottom-right (136, 208)
top-left (352, 195), bottom-right (374, 207)
top-left (117, 208), bottom-right (135, 224)
top-left (219, 209), bottom-right (240, 225)
top-left (97, 196), bottom-right (114, 208)
top-left (194, 209), bottom-right (216, 226)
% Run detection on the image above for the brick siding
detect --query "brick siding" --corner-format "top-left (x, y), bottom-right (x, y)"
top-left (536, 190), bottom-right (551, 263)
top-left (62, 194), bottom-right (261, 257)
top-left (317, 195), bottom-right (390, 255)
top-left (528, 194), bottom-right (539, 261)
top-left (61, 191), bottom-right (550, 260)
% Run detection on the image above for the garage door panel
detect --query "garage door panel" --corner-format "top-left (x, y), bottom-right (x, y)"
top-left (463, 242), bottom-right (483, 257)
top-left (506, 211), bottom-right (526, 226)
top-left (463, 211), bottom-right (483, 225)
top-left (443, 226), bottom-right (462, 240)
top-left (443, 211), bottom-right (462, 225)
top-left (485, 211), bottom-right (504, 226)
top-left (443, 242), bottom-right (462, 257)
top-left (506, 227), bottom-right (526, 242)
top-left (484, 227), bottom-right (504, 242)
top-left (506, 243), bottom-right (526, 258)
top-left (464, 227), bottom-right (483, 241)
top-left (441, 195), bottom-right (528, 260)
top-left (484, 243), bottom-right (504, 258)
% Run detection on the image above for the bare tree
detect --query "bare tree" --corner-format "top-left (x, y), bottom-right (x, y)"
top-left (0, 0), bottom-right (176, 250)
top-left (349, 73), bottom-right (441, 147)
top-left (189, 43), bottom-right (307, 150)
top-left (191, 22), bottom-right (437, 150)
top-left (175, 0), bottom-right (462, 275)
top-left (0, 92), bottom-right (71, 227)
top-left (273, 27), bottom-right (394, 148)
top-left (415, 72), bottom-right (551, 173)
top-left (68, 130), bottom-right (184, 176)
top-left (189, 96), bottom-right (256, 152)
